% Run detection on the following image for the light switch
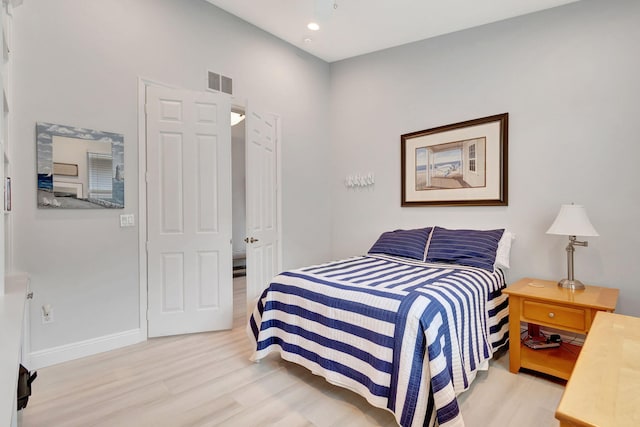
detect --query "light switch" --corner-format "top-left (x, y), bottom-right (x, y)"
top-left (120, 214), bottom-right (135, 227)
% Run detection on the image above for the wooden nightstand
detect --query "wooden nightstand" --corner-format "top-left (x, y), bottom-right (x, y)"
top-left (503, 278), bottom-right (619, 380)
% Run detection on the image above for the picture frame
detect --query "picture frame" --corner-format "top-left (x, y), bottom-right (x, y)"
top-left (401, 113), bottom-right (508, 206)
top-left (37, 122), bottom-right (125, 209)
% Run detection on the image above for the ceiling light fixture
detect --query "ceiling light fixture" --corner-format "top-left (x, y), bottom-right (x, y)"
top-left (307, 22), bottom-right (320, 31)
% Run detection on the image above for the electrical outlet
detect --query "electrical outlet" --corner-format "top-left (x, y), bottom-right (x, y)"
top-left (42, 304), bottom-right (54, 324)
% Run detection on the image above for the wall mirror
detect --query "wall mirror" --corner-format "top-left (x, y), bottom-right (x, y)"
top-left (36, 122), bottom-right (124, 208)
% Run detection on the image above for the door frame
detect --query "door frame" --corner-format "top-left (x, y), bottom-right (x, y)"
top-left (137, 77), bottom-right (169, 340)
top-left (137, 78), bottom-right (283, 339)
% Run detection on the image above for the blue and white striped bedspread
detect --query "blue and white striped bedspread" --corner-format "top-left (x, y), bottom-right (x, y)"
top-left (248, 255), bottom-right (509, 427)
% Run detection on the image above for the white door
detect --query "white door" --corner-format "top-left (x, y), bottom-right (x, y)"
top-left (146, 85), bottom-right (232, 337)
top-left (245, 110), bottom-right (280, 313)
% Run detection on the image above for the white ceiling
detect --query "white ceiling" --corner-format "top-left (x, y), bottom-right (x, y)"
top-left (205, 0), bottom-right (580, 63)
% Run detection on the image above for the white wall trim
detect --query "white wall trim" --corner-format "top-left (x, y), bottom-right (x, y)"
top-left (29, 328), bottom-right (144, 369)
top-left (137, 77), bottom-right (150, 341)
top-left (275, 114), bottom-right (284, 273)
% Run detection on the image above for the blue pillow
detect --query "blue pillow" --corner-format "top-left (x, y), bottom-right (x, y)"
top-left (368, 227), bottom-right (432, 260)
top-left (425, 226), bottom-right (505, 271)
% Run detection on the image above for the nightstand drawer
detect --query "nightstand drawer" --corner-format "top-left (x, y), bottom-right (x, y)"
top-left (522, 300), bottom-right (586, 330)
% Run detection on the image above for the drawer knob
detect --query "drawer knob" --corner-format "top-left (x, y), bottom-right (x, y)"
top-left (548, 312), bottom-right (555, 318)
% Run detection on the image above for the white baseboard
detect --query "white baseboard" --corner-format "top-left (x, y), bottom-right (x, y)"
top-left (29, 328), bottom-right (146, 369)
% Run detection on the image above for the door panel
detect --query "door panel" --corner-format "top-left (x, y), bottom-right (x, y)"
top-left (161, 253), bottom-right (184, 312)
top-left (197, 135), bottom-right (219, 232)
top-left (245, 110), bottom-right (279, 313)
top-left (147, 85), bottom-right (232, 337)
top-left (160, 133), bottom-right (184, 233)
top-left (198, 251), bottom-right (220, 308)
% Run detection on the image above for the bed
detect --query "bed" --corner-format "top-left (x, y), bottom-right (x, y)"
top-left (248, 226), bottom-right (512, 427)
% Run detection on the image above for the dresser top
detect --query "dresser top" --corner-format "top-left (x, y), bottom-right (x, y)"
top-left (555, 311), bottom-right (640, 427)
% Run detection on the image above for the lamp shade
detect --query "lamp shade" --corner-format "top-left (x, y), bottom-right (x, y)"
top-left (546, 204), bottom-right (599, 237)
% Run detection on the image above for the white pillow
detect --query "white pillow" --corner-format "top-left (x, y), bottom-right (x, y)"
top-left (495, 231), bottom-right (515, 269)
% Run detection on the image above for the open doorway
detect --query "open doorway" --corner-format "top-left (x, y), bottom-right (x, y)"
top-left (140, 79), bottom-right (282, 339)
top-left (231, 108), bottom-right (246, 278)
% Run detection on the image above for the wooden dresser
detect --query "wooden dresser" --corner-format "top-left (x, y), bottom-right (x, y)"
top-left (555, 311), bottom-right (640, 427)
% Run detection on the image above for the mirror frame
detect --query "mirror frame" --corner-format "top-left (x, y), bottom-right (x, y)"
top-left (36, 122), bottom-right (125, 208)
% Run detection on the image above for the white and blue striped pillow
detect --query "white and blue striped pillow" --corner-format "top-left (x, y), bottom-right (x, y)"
top-left (368, 227), bottom-right (432, 260)
top-left (425, 226), bottom-right (505, 271)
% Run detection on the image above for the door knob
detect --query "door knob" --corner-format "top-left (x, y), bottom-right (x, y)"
top-left (244, 237), bottom-right (259, 243)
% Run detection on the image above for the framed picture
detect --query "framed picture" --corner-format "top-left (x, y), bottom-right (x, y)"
top-left (37, 122), bottom-right (125, 209)
top-left (401, 113), bottom-right (508, 206)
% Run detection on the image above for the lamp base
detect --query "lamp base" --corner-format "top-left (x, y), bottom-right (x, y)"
top-left (557, 278), bottom-right (586, 290)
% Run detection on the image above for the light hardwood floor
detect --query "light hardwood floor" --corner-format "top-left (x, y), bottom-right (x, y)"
top-left (21, 277), bottom-right (565, 427)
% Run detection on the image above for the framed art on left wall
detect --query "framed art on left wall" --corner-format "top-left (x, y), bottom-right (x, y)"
top-left (401, 113), bottom-right (508, 206)
top-left (36, 122), bottom-right (125, 209)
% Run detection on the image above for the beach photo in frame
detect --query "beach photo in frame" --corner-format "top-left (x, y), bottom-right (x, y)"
top-left (401, 113), bottom-right (508, 206)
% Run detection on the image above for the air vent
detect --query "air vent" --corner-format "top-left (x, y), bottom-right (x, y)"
top-left (208, 71), bottom-right (220, 92)
top-left (207, 71), bottom-right (233, 95)
top-left (221, 75), bottom-right (233, 95)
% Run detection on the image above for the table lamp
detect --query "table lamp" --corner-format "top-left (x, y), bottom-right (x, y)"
top-left (546, 204), bottom-right (599, 290)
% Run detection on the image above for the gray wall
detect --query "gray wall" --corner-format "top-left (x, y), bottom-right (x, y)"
top-left (12, 0), bottom-right (332, 352)
top-left (329, 0), bottom-right (640, 316)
